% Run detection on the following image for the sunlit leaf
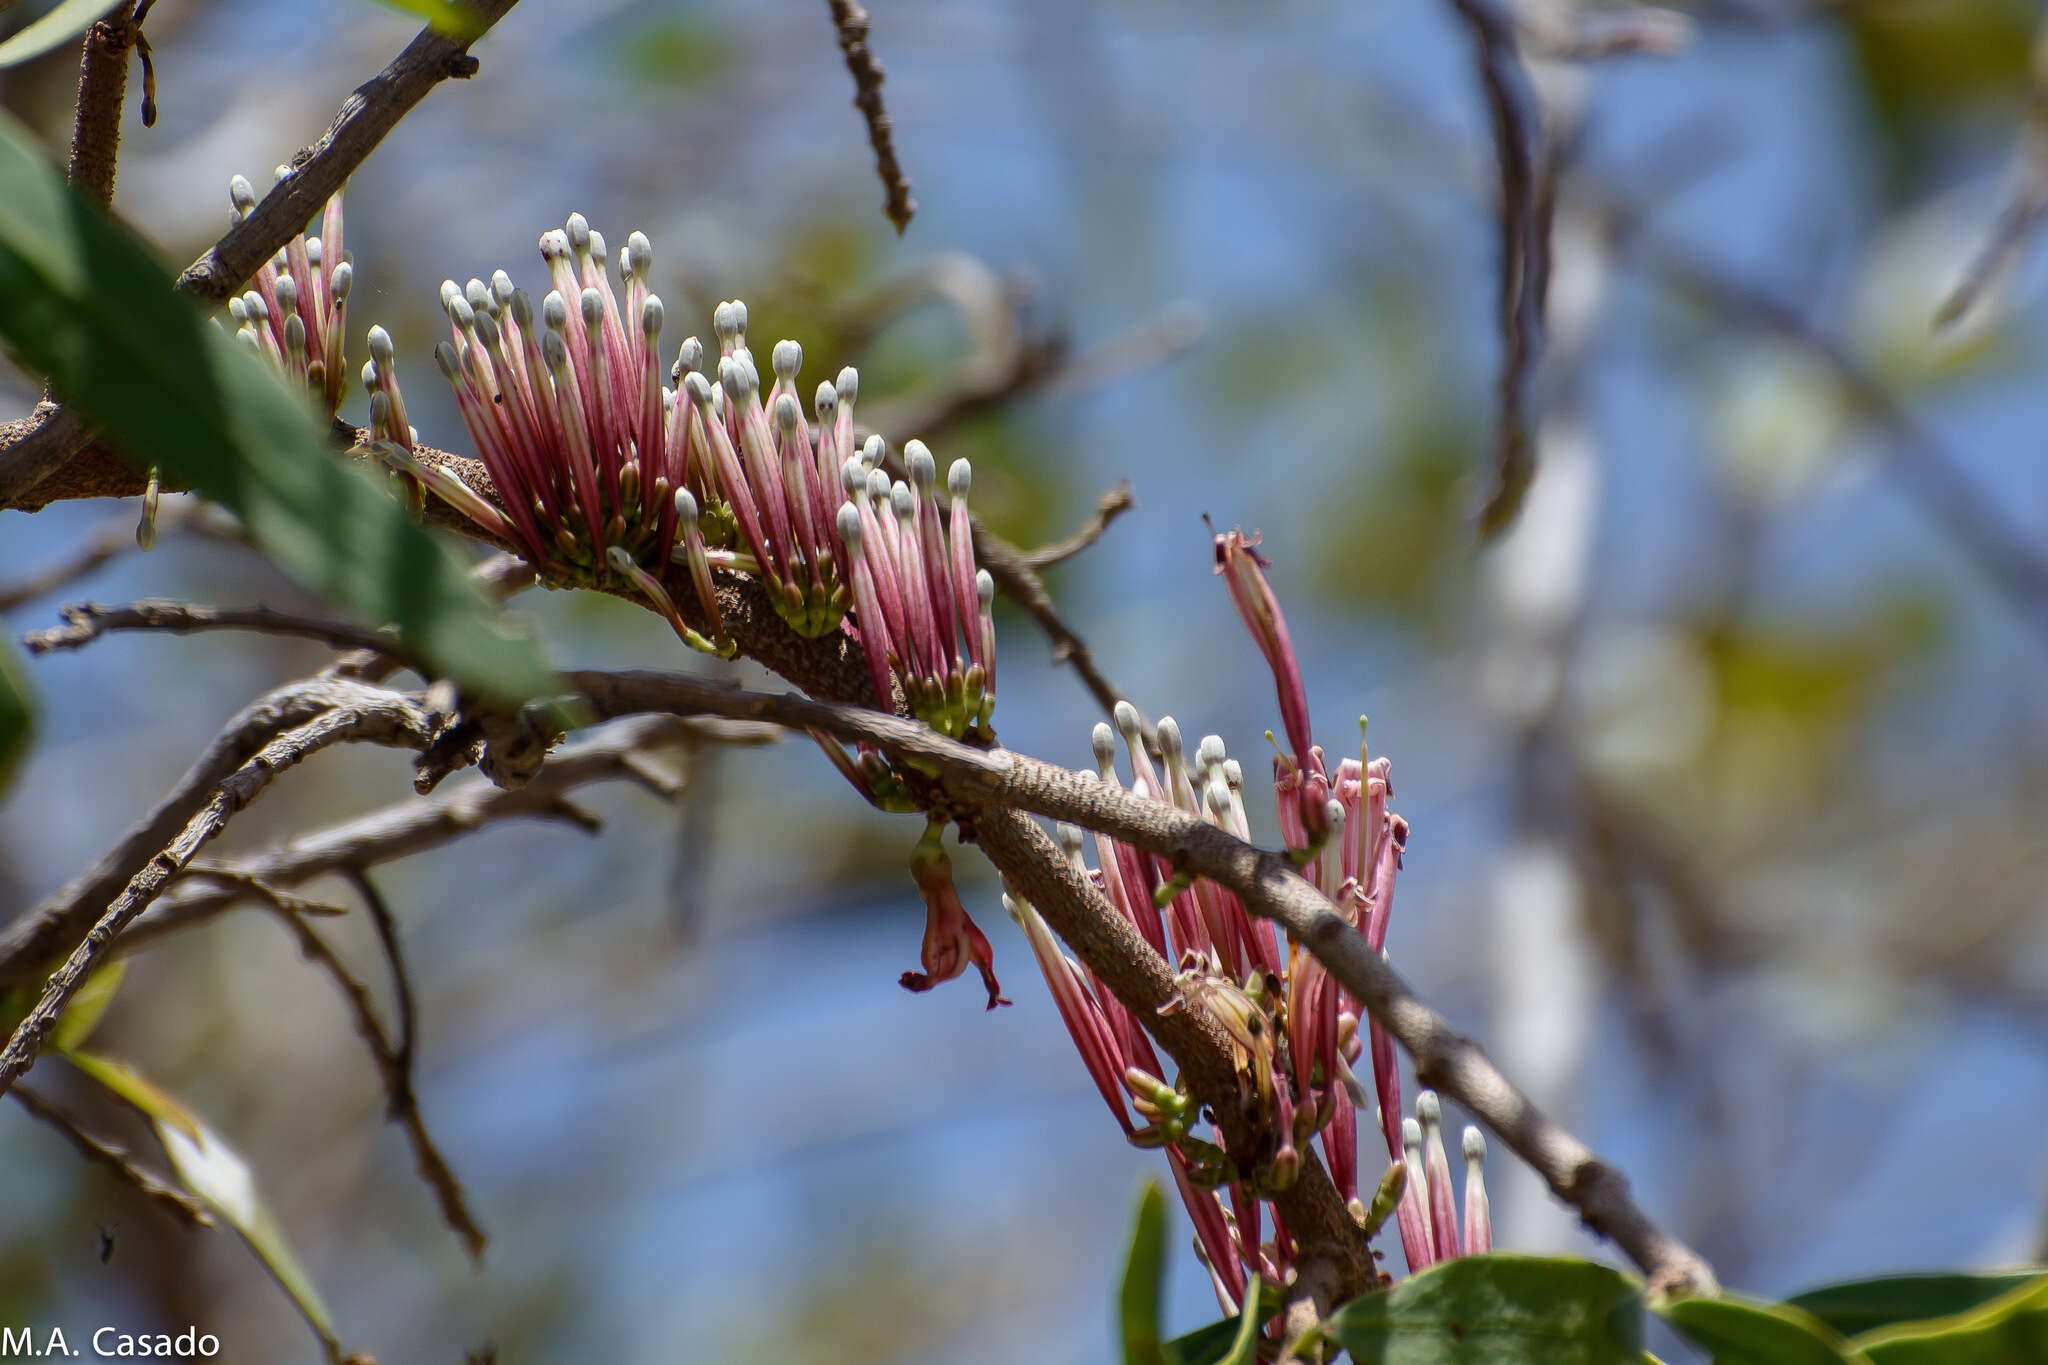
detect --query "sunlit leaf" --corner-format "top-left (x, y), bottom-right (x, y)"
top-left (1163, 1281), bottom-right (1285, 1365)
top-left (1325, 1254), bottom-right (1645, 1364)
top-left (1654, 1292), bottom-right (1864, 1365)
top-left (362, 0), bottom-right (485, 39)
top-left (0, 114), bottom-right (555, 704)
top-left (66, 1052), bottom-right (343, 1362)
top-left (0, 0), bottom-right (123, 71)
top-left (1786, 1272), bottom-right (2048, 1337)
top-left (1850, 1271), bottom-right (2048, 1364)
top-left (49, 959), bottom-right (124, 1052)
top-left (1120, 1180), bottom-right (1170, 1365)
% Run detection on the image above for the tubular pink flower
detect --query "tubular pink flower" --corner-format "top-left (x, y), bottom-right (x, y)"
top-left (902, 824), bottom-right (1008, 1010)
top-left (1007, 893), bottom-right (1136, 1133)
top-left (1419, 1091), bottom-right (1463, 1265)
top-left (1462, 1127), bottom-right (1492, 1255)
top-left (1213, 526), bottom-right (1314, 766)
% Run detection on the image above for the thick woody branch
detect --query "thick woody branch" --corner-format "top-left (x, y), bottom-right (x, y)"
top-left (0, 0), bottom-right (524, 507)
top-left (0, 694), bottom-right (440, 1100)
top-left (66, 3), bottom-right (142, 210)
top-left (565, 667), bottom-right (1718, 1295)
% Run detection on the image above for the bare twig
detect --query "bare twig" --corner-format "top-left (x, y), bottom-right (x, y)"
top-left (1018, 481), bottom-right (1135, 572)
top-left (0, 693), bottom-right (439, 1099)
top-left (825, 0), bottom-right (915, 234)
top-left (1445, 0), bottom-right (1549, 538)
top-left (120, 715), bottom-right (773, 950)
top-left (0, 520), bottom-right (131, 614)
top-left (253, 870), bottom-right (485, 1262)
top-left (1937, 29), bottom-right (2048, 333)
top-left (22, 600), bottom-right (402, 659)
top-left (564, 666), bottom-right (1719, 1295)
top-left (10, 1084), bottom-right (213, 1231)
top-left (0, 677), bottom-right (422, 993)
top-left (0, 0), bottom-right (525, 509)
top-left (174, 867), bottom-right (350, 919)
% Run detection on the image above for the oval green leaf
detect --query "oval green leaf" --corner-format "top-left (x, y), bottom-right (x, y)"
top-left (1326, 1254), bottom-right (1645, 1365)
top-left (363, 0), bottom-right (485, 39)
top-left (1121, 1180), bottom-right (1171, 1365)
top-left (0, 634), bottom-right (31, 791)
top-left (66, 1051), bottom-right (343, 1362)
top-left (0, 115), bottom-right (554, 704)
top-left (0, 0), bottom-right (123, 71)
top-left (1654, 1293), bottom-right (1864, 1365)
top-left (1786, 1272), bottom-right (2047, 1338)
top-left (1851, 1271), bottom-right (2048, 1365)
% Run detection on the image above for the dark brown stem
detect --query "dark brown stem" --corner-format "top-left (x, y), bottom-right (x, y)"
top-left (826, 0), bottom-right (916, 234)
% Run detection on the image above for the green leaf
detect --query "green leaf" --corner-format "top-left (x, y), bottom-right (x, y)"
top-left (1786, 1272), bottom-right (2047, 1338)
top-left (1654, 1293), bottom-right (1864, 1365)
top-left (0, 114), bottom-right (555, 704)
top-left (362, 0), bottom-right (485, 39)
top-left (1326, 1254), bottom-right (1645, 1364)
top-left (49, 959), bottom-right (124, 1052)
top-left (1164, 1281), bottom-right (1286, 1365)
top-left (0, 633), bottom-right (32, 791)
top-left (1850, 1271), bottom-right (2048, 1365)
top-left (1120, 1179), bottom-right (1171, 1365)
top-left (1215, 1269), bottom-right (1265, 1365)
top-left (0, 0), bottom-right (123, 71)
top-left (66, 1052), bottom-right (343, 1362)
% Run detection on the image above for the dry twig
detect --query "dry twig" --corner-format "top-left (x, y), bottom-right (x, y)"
top-left (826, 0), bottom-right (915, 234)
top-left (23, 600), bottom-right (402, 659)
top-left (10, 1083), bottom-right (213, 1230)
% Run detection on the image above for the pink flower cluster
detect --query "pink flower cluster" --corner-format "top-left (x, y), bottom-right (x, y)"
top-left (224, 173), bottom-right (350, 419)
top-left (1004, 529), bottom-right (1491, 1314)
top-left (365, 216), bottom-right (995, 734)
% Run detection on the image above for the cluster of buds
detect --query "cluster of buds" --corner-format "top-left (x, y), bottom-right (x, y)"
top-left (1001, 528), bottom-right (1485, 1318)
top-left (366, 216), bottom-right (997, 730)
top-left (224, 172), bottom-right (350, 419)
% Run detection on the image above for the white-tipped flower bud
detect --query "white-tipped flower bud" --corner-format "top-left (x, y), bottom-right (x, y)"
top-left (890, 482), bottom-right (915, 522)
top-left (228, 174), bottom-right (256, 213)
top-left (675, 487), bottom-right (699, 528)
top-left (274, 275), bottom-right (298, 313)
top-left (604, 544), bottom-right (635, 575)
top-left (542, 291), bottom-right (569, 333)
top-left (675, 336), bottom-right (703, 376)
top-left (1157, 716), bottom-right (1182, 761)
top-left (841, 457), bottom-right (865, 496)
top-left (566, 212), bottom-right (591, 252)
top-left (432, 342), bottom-right (460, 380)
top-left (367, 325), bottom-right (395, 367)
top-left (836, 501), bottom-right (863, 550)
top-left (947, 459), bottom-right (971, 500)
top-left (465, 278), bottom-right (492, 315)
top-left (588, 228), bottom-right (608, 267)
top-left (814, 381), bottom-right (837, 422)
top-left (773, 393), bottom-right (801, 435)
top-left (305, 237), bottom-right (323, 267)
top-left (772, 338), bottom-right (802, 380)
top-left (1092, 722), bottom-right (1117, 772)
top-left (284, 312), bottom-right (306, 352)
top-left (1205, 779), bottom-right (1232, 819)
top-left (1197, 735), bottom-right (1227, 771)
top-left (361, 359), bottom-right (380, 391)
top-left (448, 295), bottom-right (476, 331)
top-left (540, 228), bottom-right (570, 261)
top-left (866, 468), bottom-right (891, 502)
top-left (330, 261), bottom-right (352, 301)
top-left (474, 311), bottom-right (502, 349)
top-left (580, 288), bottom-right (604, 330)
top-left (1113, 699), bottom-right (1142, 741)
top-left (905, 440), bottom-right (936, 489)
top-left (542, 329), bottom-right (570, 374)
top-left (1223, 758), bottom-right (1244, 790)
top-left (727, 299), bottom-right (748, 337)
top-left (835, 366), bottom-right (859, 405)
top-left (242, 292), bottom-right (268, 324)
top-left (509, 288), bottom-right (534, 330)
top-left (492, 270), bottom-right (515, 306)
top-left (1463, 1126), bottom-right (1486, 1163)
top-left (228, 297), bottom-right (248, 325)
top-left (440, 279), bottom-right (462, 311)
top-left (642, 295), bottom-right (664, 338)
top-left (684, 371), bottom-right (713, 406)
top-left (861, 434), bottom-right (886, 469)
top-left (976, 568), bottom-right (994, 608)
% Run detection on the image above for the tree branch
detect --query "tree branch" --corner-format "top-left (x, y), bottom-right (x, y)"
top-left (1017, 480), bottom-right (1134, 572)
top-left (22, 599), bottom-right (402, 659)
top-left (0, 692), bottom-right (439, 1099)
top-left (1445, 0), bottom-right (1549, 538)
top-left (10, 1083), bottom-right (213, 1231)
top-left (825, 0), bottom-right (915, 234)
top-left (65, 2), bottom-right (142, 211)
top-left (563, 666), bottom-right (1719, 1295)
top-left (0, 0), bottom-right (525, 508)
